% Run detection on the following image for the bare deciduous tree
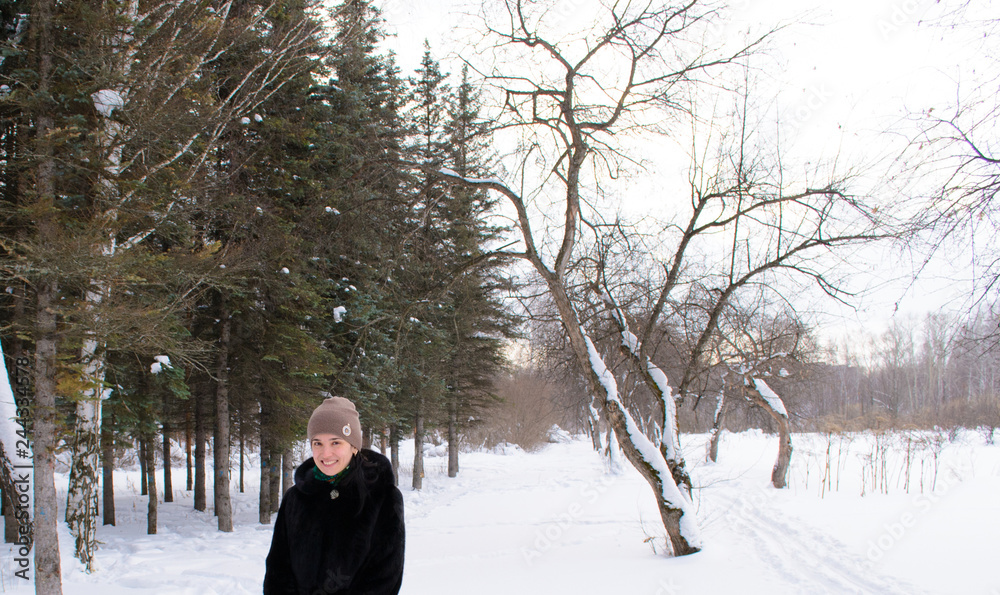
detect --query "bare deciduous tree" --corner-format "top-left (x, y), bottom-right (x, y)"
top-left (440, 0), bottom-right (771, 557)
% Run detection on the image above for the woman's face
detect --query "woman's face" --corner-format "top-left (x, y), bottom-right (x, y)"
top-left (311, 433), bottom-right (357, 476)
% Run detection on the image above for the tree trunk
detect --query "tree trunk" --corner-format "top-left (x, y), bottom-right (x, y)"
top-left (389, 426), bottom-right (400, 486)
top-left (447, 399), bottom-right (459, 478)
top-left (139, 440), bottom-right (148, 496)
top-left (185, 407), bottom-right (193, 492)
top-left (101, 415), bottom-right (115, 525)
top-left (412, 407), bottom-right (424, 490)
top-left (66, 324), bottom-right (108, 571)
top-left (214, 310), bottom-right (233, 532)
top-left (745, 376), bottom-right (793, 489)
top-left (259, 450), bottom-right (272, 525)
top-left (194, 386), bottom-right (207, 512)
top-left (269, 445), bottom-right (281, 514)
top-left (599, 294), bottom-right (694, 499)
top-left (162, 414), bottom-right (173, 504)
top-left (556, 280), bottom-right (701, 556)
top-left (708, 390), bottom-right (727, 464)
top-left (144, 435), bottom-right (157, 535)
top-left (34, 279), bottom-right (63, 594)
top-left (259, 402), bottom-right (272, 524)
top-left (281, 446), bottom-right (294, 497)
top-left (239, 427), bottom-right (245, 494)
top-left (587, 409), bottom-right (603, 452)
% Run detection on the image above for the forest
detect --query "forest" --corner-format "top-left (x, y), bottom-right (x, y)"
top-left (1, 0), bottom-right (998, 593)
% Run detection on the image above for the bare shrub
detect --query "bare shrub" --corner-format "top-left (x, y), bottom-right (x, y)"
top-left (464, 370), bottom-right (565, 452)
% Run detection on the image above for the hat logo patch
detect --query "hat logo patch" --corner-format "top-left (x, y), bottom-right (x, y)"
top-left (342, 424), bottom-right (352, 436)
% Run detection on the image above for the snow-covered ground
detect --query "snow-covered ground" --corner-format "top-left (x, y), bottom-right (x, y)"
top-left (2, 429), bottom-right (998, 594)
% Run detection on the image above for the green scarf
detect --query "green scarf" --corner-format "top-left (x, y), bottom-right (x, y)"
top-left (313, 464), bottom-right (350, 486)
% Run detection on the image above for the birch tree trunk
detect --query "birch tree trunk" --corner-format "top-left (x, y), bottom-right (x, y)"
top-left (65, 0), bottom-right (135, 562)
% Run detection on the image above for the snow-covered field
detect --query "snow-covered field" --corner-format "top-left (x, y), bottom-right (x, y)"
top-left (2, 429), bottom-right (999, 594)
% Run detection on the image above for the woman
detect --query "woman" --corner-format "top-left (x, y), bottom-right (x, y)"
top-left (264, 397), bottom-right (405, 594)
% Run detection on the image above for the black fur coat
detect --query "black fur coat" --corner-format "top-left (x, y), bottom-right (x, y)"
top-left (263, 449), bottom-right (405, 595)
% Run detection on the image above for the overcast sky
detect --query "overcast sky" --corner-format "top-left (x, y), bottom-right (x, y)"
top-left (375, 0), bottom-right (998, 346)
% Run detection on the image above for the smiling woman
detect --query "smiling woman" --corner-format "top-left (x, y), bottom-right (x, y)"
top-left (263, 397), bottom-right (405, 594)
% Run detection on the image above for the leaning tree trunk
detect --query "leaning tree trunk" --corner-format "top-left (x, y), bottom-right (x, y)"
top-left (598, 292), bottom-right (693, 497)
top-left (437, 136), bottom-right (704, 554)
top-left (584, 337), bottom-right (702, 556)
top-left (745, 376), bottom-right (793, 489)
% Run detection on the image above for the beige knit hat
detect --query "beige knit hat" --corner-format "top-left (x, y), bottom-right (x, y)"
top-left (307, 396), bottom-right (362, 450)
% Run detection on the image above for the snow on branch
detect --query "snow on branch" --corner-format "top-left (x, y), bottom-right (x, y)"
top-left (750, 377), bottom-right (788, 418)
top-left (585, 336), bottom-right (700, 545)
top-left (595, 287), bottom-right (681, 461)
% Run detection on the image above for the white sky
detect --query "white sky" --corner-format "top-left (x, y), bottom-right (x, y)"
top-left (376, 0), bottom-right (998, 350)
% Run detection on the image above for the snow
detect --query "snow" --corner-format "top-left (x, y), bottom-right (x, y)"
top-left (149, 355), bottom-right (171, 375)
top-left (438, 168), bottom-right (508, 188)
top-left (91, 90), bottom-right (124, 117)
top-left (2, 430), bottom-right (997, 594)
top-left (751, 377), bottom-right (789, 418)
top-left (332, 306), bottom-right (347, 323)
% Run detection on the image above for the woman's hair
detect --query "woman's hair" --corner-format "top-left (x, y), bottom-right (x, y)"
top-left (338, 450), bottom-right (379, 516)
